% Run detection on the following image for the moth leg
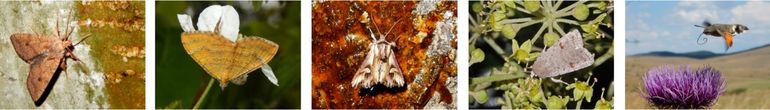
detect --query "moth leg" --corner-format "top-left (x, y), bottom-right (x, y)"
top-left (549, 77), bottom-right (568, 85)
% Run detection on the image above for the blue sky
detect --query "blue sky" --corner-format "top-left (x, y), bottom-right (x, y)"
top-left (626, 1), bottom-right (770, 55)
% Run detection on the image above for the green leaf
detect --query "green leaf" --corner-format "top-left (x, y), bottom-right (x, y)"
top-left (470, 48), bottom-right (486, 65)
top-left (544, 32), bottom-right (559, 47)
top-left (471, 90), bottom-right (489, 104)
top-left (523, 1), bottom-right (540, 12)
top-left (501, 24), bottom-right (517, 39)
top-left (573, 3), bottom-right (589, 21)
top-left (472, 2), bottom-right (483, 13)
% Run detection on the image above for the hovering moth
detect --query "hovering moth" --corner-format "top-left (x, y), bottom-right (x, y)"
top-left (350, 12), bottom-right (406, 89)
top-left (694, 21), bottom-right (749, 52)
top-left (531, 29), bottom-right (594, 79)
top-left (177, 5), bottom-right (280, 89)
top-left (10, 12), bottom-right (90, 106)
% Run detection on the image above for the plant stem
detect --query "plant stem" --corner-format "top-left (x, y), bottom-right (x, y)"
top-left (576, 99), bottom-right (583, 109)
top-left (193, 78), bottom-right (215, 109)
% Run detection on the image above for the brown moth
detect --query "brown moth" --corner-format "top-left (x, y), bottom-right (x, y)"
top-left (531, 29), bottom-right (594, 84)
top-left (350, 12), bottom-right (406, 88)
top-left (178, 5), bottom-right (280, 90)
top-left (10, 12), bottom-right (90, 106)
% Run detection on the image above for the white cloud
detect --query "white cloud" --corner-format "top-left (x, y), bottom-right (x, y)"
top-left (674, 1), bottom-right (721, 23)
top-left (730, 1), bottom-right (770, 24)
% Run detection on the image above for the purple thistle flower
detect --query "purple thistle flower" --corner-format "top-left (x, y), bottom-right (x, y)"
top-left (643, 65), bottom-right (725, 109)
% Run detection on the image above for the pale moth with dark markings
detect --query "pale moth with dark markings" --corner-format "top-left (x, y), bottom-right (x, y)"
top-left (350, 12), bottom-right (406, 89)
top-left (531, 29), bottom-right (594, 84)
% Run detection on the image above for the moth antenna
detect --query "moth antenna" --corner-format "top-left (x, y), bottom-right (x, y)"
top-left (696, 34), bottom-right (707, 45)
top-left (74, 34), bottom-right (92, 46)
top-left (55, 12), bottom-right (61, 38)
top-left (63, 10), bottom-right (73, 40)
top-left (383, 17), bottom-right (403, 40)
top-left (368, 11), bottom-right (383, 38)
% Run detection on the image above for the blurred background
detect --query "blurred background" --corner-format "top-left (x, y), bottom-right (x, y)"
top-left (155, 1), bottom-right (300, 109)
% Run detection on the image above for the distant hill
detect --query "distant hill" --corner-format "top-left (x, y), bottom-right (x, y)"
top-left (631, 44), bottom-right (770, 59)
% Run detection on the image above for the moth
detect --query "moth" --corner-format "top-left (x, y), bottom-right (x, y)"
top-left (10, 12), bottom-right (90, 106)
top-left (350, 12), bottom-right (406, 89)
top-left (531, 29), bottom-right (594, 82)
top-left (177, 5), bottom-right (280, 89)
top-left (694, 21), bottom-right (749, 52)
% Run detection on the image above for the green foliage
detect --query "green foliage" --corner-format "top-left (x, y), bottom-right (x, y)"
top-left (469, 0), bottom-right (614, 109)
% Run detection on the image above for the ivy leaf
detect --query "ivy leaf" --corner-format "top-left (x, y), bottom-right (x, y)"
top-left (470, 47), bottom-right (485, 65)
top-left (544, 32), bottom-right (559, 47)
top-left (573, 3), bottom-right (589, 21)
top-left (501, 24), bottom-right (517, 39)
top-left (523, 1), bottom-right (540, 12)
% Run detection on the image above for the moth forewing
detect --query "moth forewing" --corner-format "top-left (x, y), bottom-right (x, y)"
top-left (531, 30), bottom-right (594, 78)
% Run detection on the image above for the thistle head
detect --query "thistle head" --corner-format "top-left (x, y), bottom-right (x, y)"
top-left (643, 65), bottom-right (725, 109)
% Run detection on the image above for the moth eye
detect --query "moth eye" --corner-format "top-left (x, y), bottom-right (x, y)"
top-left (559, 43), bottom-right (565, 49)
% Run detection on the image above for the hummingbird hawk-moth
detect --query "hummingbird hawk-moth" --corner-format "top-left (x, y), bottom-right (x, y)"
top-left (10, 12), bottom-right (90, 106)
top-left (350, 12), bottom-right (406, 89)
top-left (694, 21), bottom-right (749, 52)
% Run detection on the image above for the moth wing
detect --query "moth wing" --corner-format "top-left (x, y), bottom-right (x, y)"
top-left (181, 32), bottom-right (237, 87)
top-left (10, 33), bottom-right (58, 63)
top-left (26, 50), bottom-right (64, 105)
top-left (384, 48), bottom-right (405, 88)
top-left (234, 36), bottom-right (279, 84)
top-left (722, 31), bottom-right (733, 51)
top-left (351, 43), bottom-right (377, 88)
top-left (532, 30), bottom-right (593, 77)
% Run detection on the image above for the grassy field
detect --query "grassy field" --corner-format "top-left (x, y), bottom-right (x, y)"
top-left (626, 46), bottom-right (770, 109)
